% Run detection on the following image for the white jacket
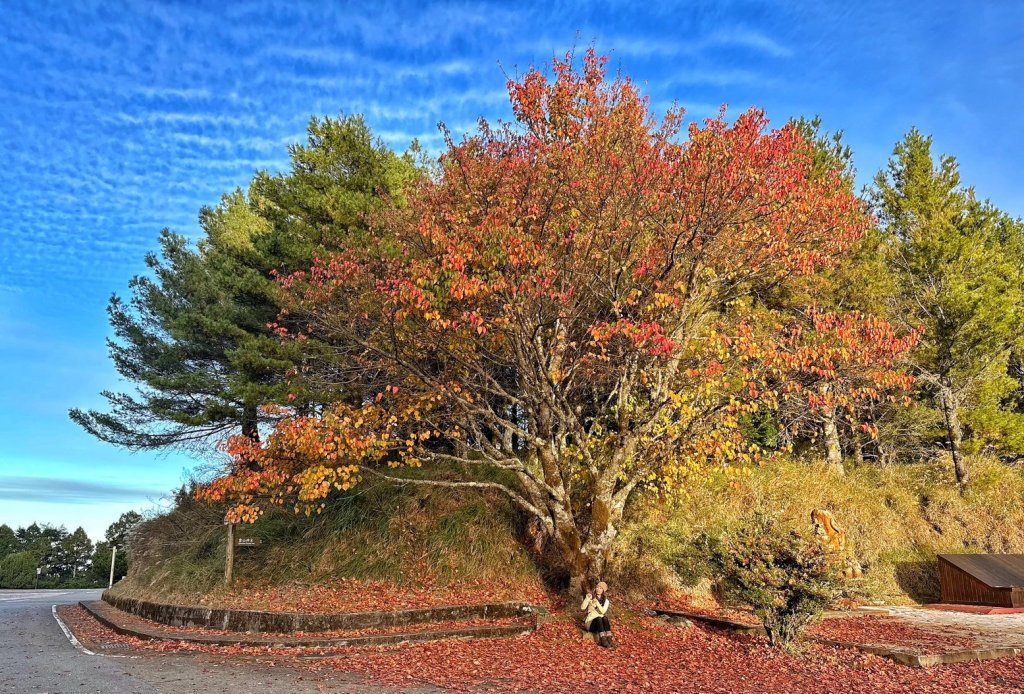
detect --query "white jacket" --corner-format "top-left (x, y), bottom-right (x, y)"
top-left (581, 594), bottom-right (609, 628)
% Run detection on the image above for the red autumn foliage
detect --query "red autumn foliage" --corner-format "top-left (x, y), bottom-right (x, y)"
top-left (763, 308), bottom-right (920, 436)
top-left (196, 49), bottom-right (913, 593)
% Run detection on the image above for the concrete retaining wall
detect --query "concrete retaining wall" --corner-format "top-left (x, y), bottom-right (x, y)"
top-left (83, 600), bottom-right (536, 648)
top-left (103, 591), bottom-right (537, 633)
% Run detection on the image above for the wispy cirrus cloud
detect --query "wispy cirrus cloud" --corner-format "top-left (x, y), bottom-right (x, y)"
top-left (663, 66), bottom-right (778, 88)
top-left (168, 132), bottom-right (290, 152)
top-left (112, 111), bottom-right (290, 128)
top-left (703, 27), bottom-right (792, 58)
top-left (518, 27), bottom-right (791, 60)
top-left (129, 86), bottom-right (213, 100)
top-left (0, 476), bottom-right (165, 504)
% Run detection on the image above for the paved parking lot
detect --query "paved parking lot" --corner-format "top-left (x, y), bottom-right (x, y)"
top-left (0, 590), bottom-right (418, 693)
top-left (886, 606), bottom-right (1024, 649)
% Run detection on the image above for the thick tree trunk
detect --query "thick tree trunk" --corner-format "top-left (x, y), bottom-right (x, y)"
top-left (938, 380), bottom-right (969, 490)
top-left (822, 411), bottom-right (844, 475)
top-left (565, 547), bottom-right (606, 597)
top-left (818, 383), bottom-right (844, 475)
top-left (545, 501), bottom-right (603, 597)
top-left (553, 485), bottom-right (622, 597)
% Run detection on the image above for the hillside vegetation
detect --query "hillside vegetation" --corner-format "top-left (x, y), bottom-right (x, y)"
top-left (613, 455), bottom-right (1024, 604)
top-left (114, 454), bottom-right (1024, 609)
top-left (114, 472), bottom-right (547, 608)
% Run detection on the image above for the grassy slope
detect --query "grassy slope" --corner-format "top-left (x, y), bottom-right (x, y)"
top-left (116, 455), bottom-right (1024, 608)
top-left (114, 472), bottom-right (547, 607)
top-left (612, 455), bottom-right (1024, 603)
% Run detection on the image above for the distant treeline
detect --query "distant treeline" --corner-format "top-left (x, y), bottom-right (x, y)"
top-left (0, 511), bottom-right (140, 588)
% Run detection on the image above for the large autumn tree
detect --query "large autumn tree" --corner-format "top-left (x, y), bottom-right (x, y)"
top-left (199, 52), bottom-right (911, 591)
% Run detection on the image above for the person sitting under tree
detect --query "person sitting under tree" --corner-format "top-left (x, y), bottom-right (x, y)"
top-left (581, 581), bottom-right (614, 647)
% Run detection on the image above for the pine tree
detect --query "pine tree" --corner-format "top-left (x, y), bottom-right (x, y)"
top-left (70, 115), bottom-right (419, 453)
top-left (0, 551), bottom-right (36, 589)
top-left (0, 524), bottom-right (16, 559)
top-left (872, 129), bottom-right (1024, 488)
top-left (60, 527), bottom-right (93, 579)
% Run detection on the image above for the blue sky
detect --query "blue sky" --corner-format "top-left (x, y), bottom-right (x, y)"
top-left (1, 0), bottom-right (1021, 541)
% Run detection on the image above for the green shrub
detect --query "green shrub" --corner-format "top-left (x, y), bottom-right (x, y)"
top-left (709, 517), bottom-right (843, 648)
top-left (0, 551), bottom-right (37, 589)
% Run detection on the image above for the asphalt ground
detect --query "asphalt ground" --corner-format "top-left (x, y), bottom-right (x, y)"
top-left (0, 589), bottom-right (441, 693)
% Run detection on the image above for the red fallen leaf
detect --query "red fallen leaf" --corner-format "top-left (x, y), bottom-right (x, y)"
top-left (809, 615), bottom-right (978, 654)
top-left (58, 604), bottom-right (1024, 693)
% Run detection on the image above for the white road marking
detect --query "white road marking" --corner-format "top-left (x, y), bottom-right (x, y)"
top-left (51, 603), bottom-right (136, 659)
top-left (0, 591), bottom-right (72, 601)
top-left (52, 604), bottom-right (97, 656)
top-left (1, 595), bottom-right (70, 602)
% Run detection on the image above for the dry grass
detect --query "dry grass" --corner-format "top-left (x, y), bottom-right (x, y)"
top-left (119, 455), bottom-right (1024, 608)
top-left (117, 474), bottom-right (544, 605)
top-left (611, 454), bottom-right (1024, 603)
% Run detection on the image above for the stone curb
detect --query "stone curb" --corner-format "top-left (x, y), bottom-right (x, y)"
top-left (811, 637), bottom-right (1021, 668)
top-left (650, 607), bottom-right (1022, 667)
top-left (103, 590), bottom-right (537, 633)
top-left (81, 600), bottom-right (537, 649)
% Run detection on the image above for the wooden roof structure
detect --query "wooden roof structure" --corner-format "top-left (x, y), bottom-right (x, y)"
top-left (938, 554), bottom-right (1024, 608)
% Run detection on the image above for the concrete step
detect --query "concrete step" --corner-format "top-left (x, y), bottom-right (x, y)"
top-left (80, 600), bottom-right (537, 649)
top-left (103, 591), bottom-right (539, 633)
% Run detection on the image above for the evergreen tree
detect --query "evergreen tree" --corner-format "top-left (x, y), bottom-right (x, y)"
top-left (60, 527), bottom-right (93, 579)
top-left (872, 129), bottom-right (1024, 488)
top-left (70, 115), bottom-right (419, 453)
top-left (0, 524), bottom-right (16, 559)
top-left (104, 511), bottom-right (143, 548)
top-left (987, 215), bottom-right (1024, 457)
top-left (13, 523), bottom-right (70, 576)
top-left (90, 512), bottom-right (142, 585)
top-left (90, 541), bottom-right (127, 584)
top-left (68, 224), bottom-right (288, 450)
top-left (15, 523), bottom-right (48, 562)
top-left (0, 551), bottom-right (36, 589)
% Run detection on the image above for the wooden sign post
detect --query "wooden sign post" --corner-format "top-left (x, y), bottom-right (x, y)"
top-left (224, 523), bottom-right (263, 586)
top-left (224, 522), bottom-right (235, 586)
top-left (109, 545), bottom-right (117, 588)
